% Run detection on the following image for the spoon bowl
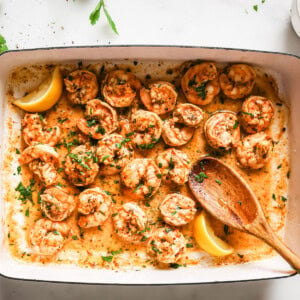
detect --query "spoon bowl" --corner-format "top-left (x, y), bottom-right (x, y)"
top-left (189, 156), bottom-right (300, 271)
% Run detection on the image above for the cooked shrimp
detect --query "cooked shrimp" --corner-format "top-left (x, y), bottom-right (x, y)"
top-left (204, 111), bottom-right (240, 150)
top-left (19, 145), bottom-right (59, 186)
top-left (173, 103), bottom-right (204, 127)
top-left (156, 148), bottom-right (190, 185)
top-left (40, 187), bottom-right (75, 222)
top-left (147, 227), bottom-right (186, 264)
top-left (219, 64), bottom-right (256, 99)
top-left (121, 158), bottom-right (161, 200)
top-left (236, 132), bottom-right (272, 169)
top-left (96, 133), bottom-right (133, 175)
top-left (64, 145), bottom-right (99, 186)
top-left (77, 99), bottom-right (118, 140)
top-left (30, 218), bottom-right (70, 256)
top-left (130, 110), bottom-right (162, 149)
top-left (22, 113), bottom-right (60, 146)
top-left (181, 62), bottom-right (220, 105)
top-left (112, 202), bottom-right (148, 244)
top-left (160, 194), bottom-right (197, 226)
top-left (240, 96), bottom-right (274, 133)
top-left (77, 187), bottom-right (112, 228)
top-left (140, 81), bottom-right (177, 115)
top-left (119, 118), bottom-right (132, 138)
top-left (102, 70), bottom-right (142, 107)
top-left (64, 69), bottom-right (99, 105)
top-left (162, 118), bottom-right (194, 147)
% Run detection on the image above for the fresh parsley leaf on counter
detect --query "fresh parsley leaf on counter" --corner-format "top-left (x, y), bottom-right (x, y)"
top-left (0, 35), bottom-right (8, 54)
top-left (90, 0), bottom-right (118, 35)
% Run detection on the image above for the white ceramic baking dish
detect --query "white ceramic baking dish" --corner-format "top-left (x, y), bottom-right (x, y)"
top-left (0, 46), bottom-right (299, 285)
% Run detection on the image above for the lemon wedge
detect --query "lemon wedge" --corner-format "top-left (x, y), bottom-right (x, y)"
top-left (13, 66), bottom-right (63, 112)
top-left (194, 210), bottom-right (234, 256)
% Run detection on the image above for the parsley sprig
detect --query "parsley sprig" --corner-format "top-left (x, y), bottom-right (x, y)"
top-left (90, 0), bottom-right (118, 35)
top-left (0, 35), bottom-right (8, 54)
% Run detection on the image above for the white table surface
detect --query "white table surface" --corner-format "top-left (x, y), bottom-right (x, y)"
top-left (0, 0), bottom-right (300, 299)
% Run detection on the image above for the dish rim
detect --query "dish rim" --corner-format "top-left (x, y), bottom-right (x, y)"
top-left (0, 44), bottom-right (298, 285)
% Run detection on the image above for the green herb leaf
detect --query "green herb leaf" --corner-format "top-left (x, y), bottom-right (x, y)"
top-left (253, 5), bottom-right (258, 12)
top-left (0, 34), bottom-right (8, 54)
top-left (89, 0), bottom-right (118, 35)
top-left (195, 172), bottom-right (208, 183)
top-left (169, 263), bottom-right (181, 269)
top-left (102, 255), bottom-right (113, 262)
top-left (15, 180), bottom-right (35, 204)
top-left (111, 249), bottom-right (122, 256)
top-left (281, 196), bottom-right (287, 202)
top-left (141, 236), bottom-right (148, 242)
top-left (90, 0), bottom-right (103, 25)
top-left (134, 183), bottom-right (144, 193)
top-left (193, 82), bottom-right (207, 100)
top-left (224, 225), bottom-right (229, 235)
top-left (25, 208), bottom-right (30, 217)
top-left (103, 4), bottom-right (119, 35)
top-left (102, 155), bottom-right (110, 162)
top-left (186, 243), bottom-right (193, 248)
top-left (233, 120), bottom-right (239, 129)
top-left (241, 111), bottom-right (254, 117)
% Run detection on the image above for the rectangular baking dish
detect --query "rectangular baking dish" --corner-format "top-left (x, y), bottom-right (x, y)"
top-left (0, 46), bottom-right (299, 284)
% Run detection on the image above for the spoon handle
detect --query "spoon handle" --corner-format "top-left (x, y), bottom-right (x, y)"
top-left (261, 226), bottom-right (300, 272)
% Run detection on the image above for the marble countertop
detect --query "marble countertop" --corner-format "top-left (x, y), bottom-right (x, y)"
top-left (0, 0), bottom-right (299, 299)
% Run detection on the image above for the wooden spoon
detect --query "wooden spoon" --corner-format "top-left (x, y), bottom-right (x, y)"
top-left (188, 156), bottom-right (300, 271)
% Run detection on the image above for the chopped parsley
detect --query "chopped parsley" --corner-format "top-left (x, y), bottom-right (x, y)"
top-left (145, 186), bottom-right (154, 198)
top-left (215, 179), bottom-right (222, 185)
top-left (69, 153), bottom-right (92, 170)
top-left (102, 155), bottom-right (110, 162)
top-left (141, 236), bottom-right (148, 242)
top-left (58, 117), bottom-right (68, 123)
top-left (15, 179), bottom-right (35, 204)
top-left (25, 208), bottom-right (30, 217)
top-left (111, 249), bottom-right (122, 256)
top-left (241, 111), bottom-right (254, 117)
top-left (281, 196), bottom-right (287, 202)
top-left (134, 183), bottom-right (144, 193)
top-left (233, 120), bottom-right (239, 129)
top-left (195, 172), bottom-right (208, 183)
top-left (86, 119), bottom-right (98, 127)
top-left (224, 225), bottom-right (229, 235)
top-left (193, 82), bottom-right (207, 100)
top-left (102, 255), bottom-right (113, 262)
